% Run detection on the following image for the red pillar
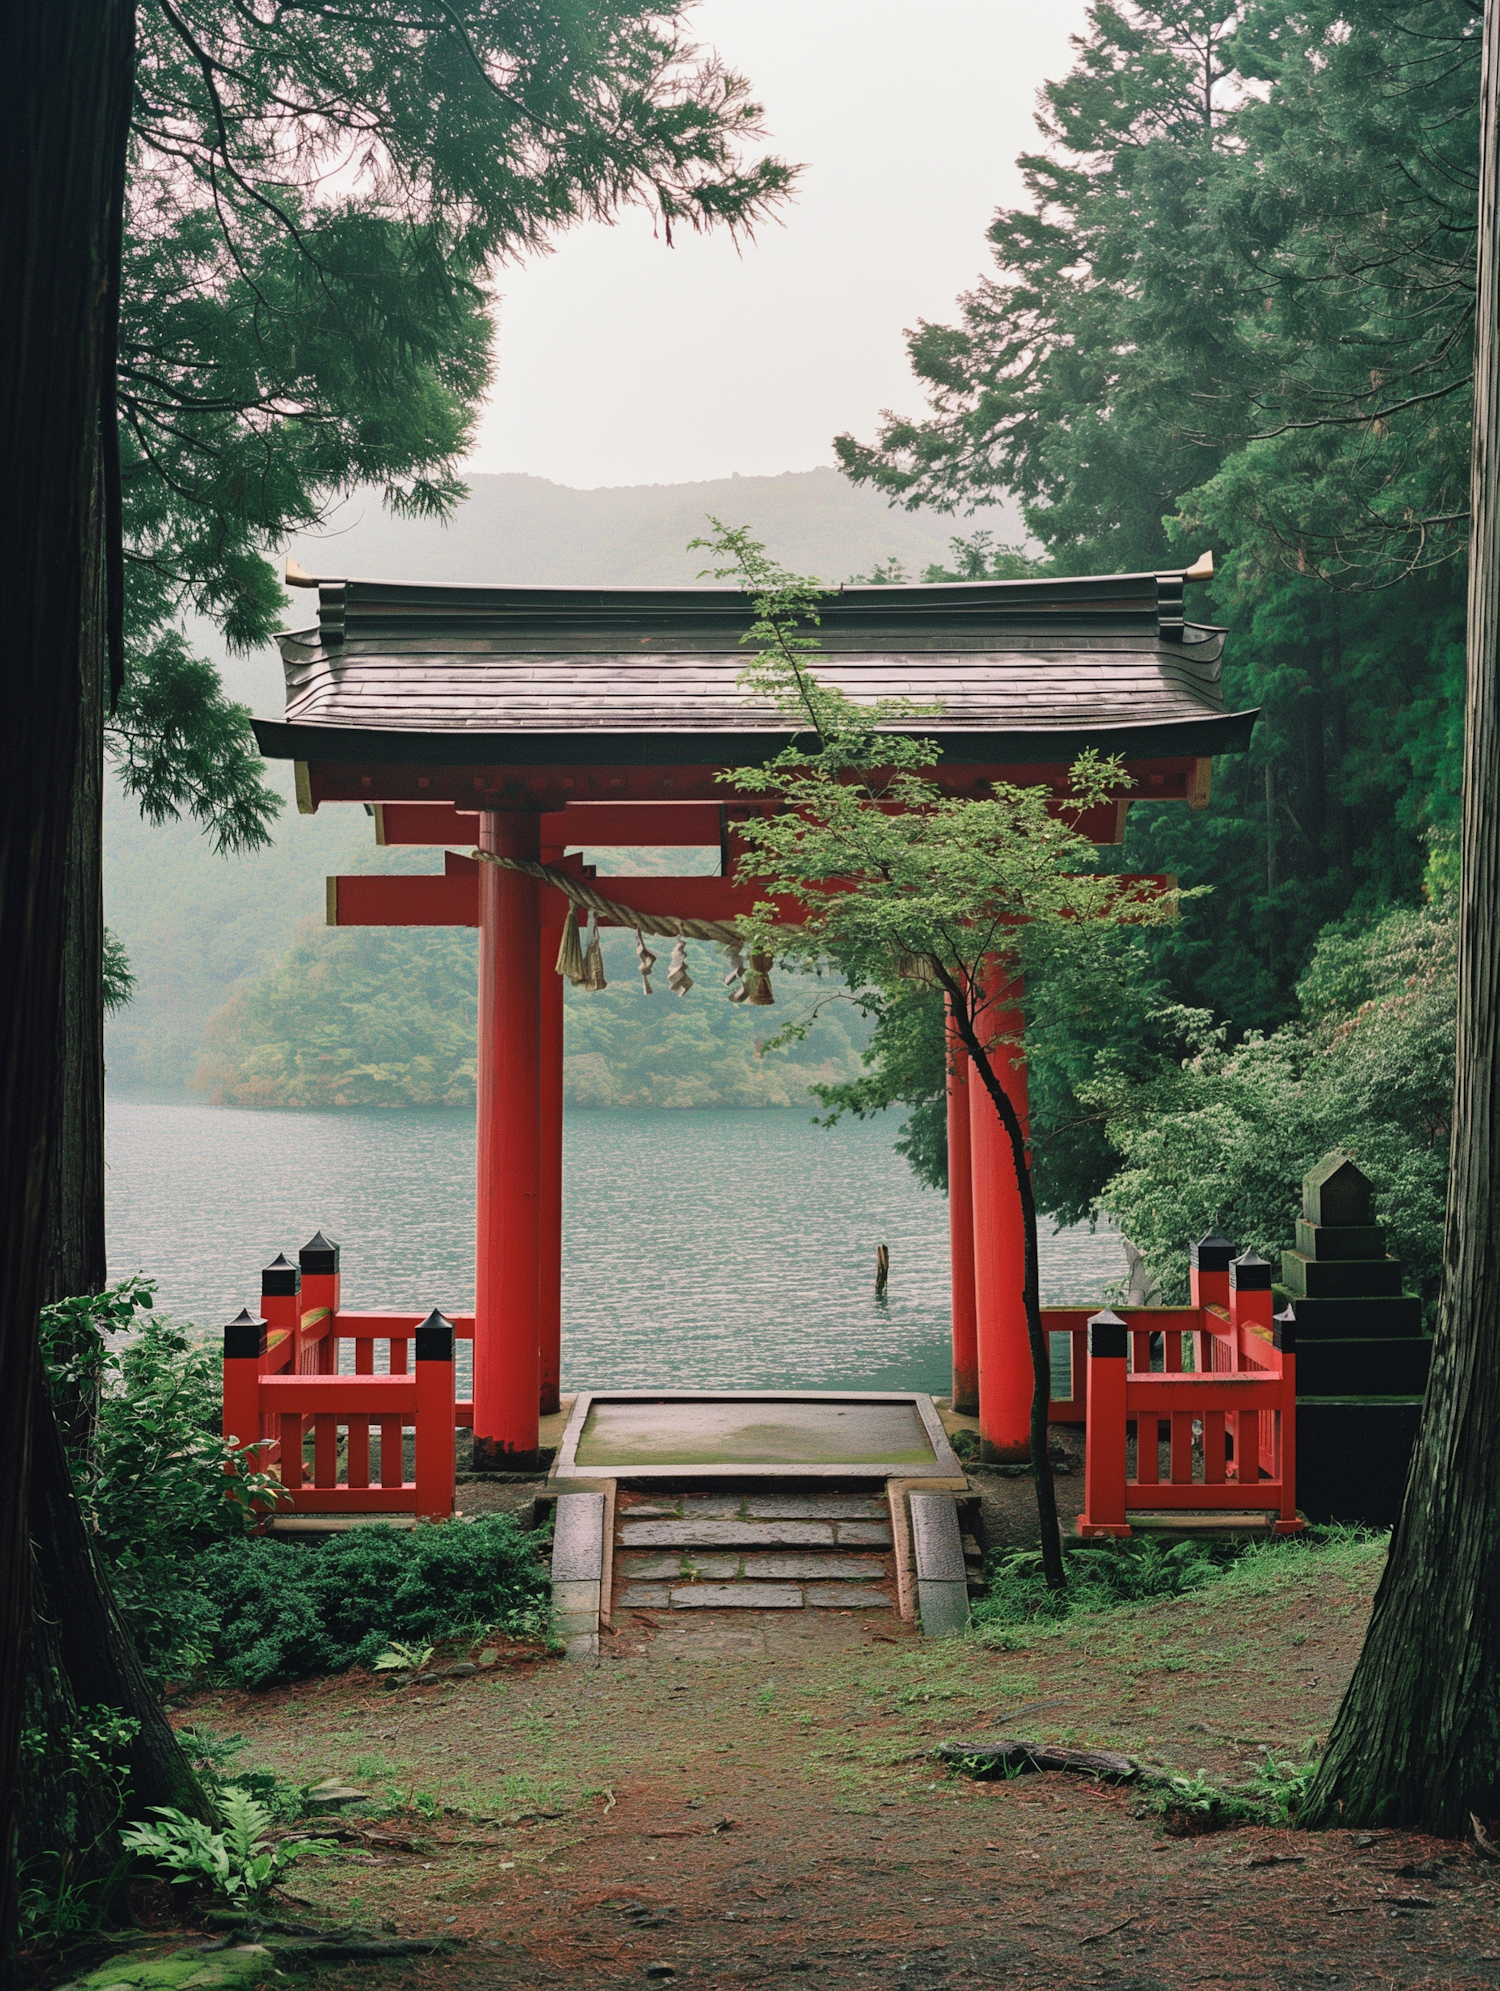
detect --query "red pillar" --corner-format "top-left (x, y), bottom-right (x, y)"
top-left (968, 957), bottom-right (1032, 1462)
top-left (474, 811), bottom-right (542, 1467)
top-left (538, 909), bottom-right (564, 1419)
top-left (945, 998), bottom-right (979, 1417)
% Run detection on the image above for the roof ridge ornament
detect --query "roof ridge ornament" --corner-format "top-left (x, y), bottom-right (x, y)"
top-left (1182, 550), bottom-right (1214, 582)
top-left (285, 557), bottom-right (318, 588)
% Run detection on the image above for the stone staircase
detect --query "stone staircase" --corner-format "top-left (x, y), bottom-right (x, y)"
top-left (612, 1487), bottom-right (900, 1613)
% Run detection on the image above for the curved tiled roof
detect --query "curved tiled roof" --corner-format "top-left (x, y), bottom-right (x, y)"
top-left (254, 570), bottom-right (1256, 767)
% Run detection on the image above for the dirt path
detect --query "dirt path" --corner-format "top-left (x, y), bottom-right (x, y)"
top-left (168, 1539), bottom-right (1500, 1991)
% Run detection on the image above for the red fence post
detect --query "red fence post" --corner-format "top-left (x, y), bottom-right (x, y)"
top-left (1273, 1304), bottom-right (1303, 1532)
top-left (223, 1307), bottom-right (267, 1454)
top-left (1189, 1233), bottom-right (1234, 1312)
top-left (1190, 1234), bottom-right (1234, 1373)
top-left (414, 1309), bottom-right (457, 1520)
top-left (260, 1253), bottom-right (305, 1486)
top-left (1230, 1251), bottom-right (1274, 1477)
top-left (223, 1308), bottom-right (269, 1524)
top-left (1080, 1309), bottom-right (1131, 1538)
top-left (299, 1230), bottom-right (339, 1374)
top-left (262, 1252), bottom-right (301, 1367)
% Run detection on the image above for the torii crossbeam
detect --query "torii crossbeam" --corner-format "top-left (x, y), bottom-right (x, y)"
top-left (254, 563), bottom-right (1254, 1468)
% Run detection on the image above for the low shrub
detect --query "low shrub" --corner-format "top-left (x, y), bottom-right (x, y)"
top-left (122, 1786), bottom-right (335, 1903)
top-left (40, 1281), bottom-right (552, 1688)
top-left (197, 1515), bottom-right (551, 1689)
top-left (972, 1537), bottom-right (1237, 1633)
top-left (40, 1283), bottom-right (284, 1677)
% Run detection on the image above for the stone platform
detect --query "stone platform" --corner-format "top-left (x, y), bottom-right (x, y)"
top-left (542, 1391), bottom-right (977, 1654)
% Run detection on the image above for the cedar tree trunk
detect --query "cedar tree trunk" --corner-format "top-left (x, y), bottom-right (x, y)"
top-left (0, 0), bottom-right (136, 1967)
top-left (1302, 0), bottom-right (1500, 1834)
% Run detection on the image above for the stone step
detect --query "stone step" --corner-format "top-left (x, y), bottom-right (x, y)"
top-left (619, 1493), bottom-right (888, 1522)
top-left (618, 1550), bottom-right (890, 1581)
top-left (610, 1487), bottom-right (901, 1614)
top-left (615, 1579), bottom-right (895, 1611)
top-left (617, 1517), bottom-right (892, 1550)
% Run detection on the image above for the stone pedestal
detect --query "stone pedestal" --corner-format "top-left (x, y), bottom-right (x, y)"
top-left (1279, 1151), bottom-right (1428, 1526)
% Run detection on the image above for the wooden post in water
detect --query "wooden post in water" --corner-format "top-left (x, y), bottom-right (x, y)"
top-left (875, 1244), bottom-right (889, 1296)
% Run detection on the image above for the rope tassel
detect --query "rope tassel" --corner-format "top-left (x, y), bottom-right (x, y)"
top-left (668, 937), bottom-right (693, 996)
top-left (555, 911), bottom-right (586, 986)
top-left (582, 917), bottom-right (607, 991)
top-left (744, 950), bottom-right (776, 1006)
top-left (470, 849), bottom-right (786, 1006)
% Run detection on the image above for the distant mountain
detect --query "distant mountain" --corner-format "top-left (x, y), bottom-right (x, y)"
top-left (110, 465), bottom-right (1019, 1094)
top-left (282, 466), bottom-right (1021, 582)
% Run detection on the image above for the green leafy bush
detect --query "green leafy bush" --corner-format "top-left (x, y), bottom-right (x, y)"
top-left (122, 1787), bottom-right (333, 1903)
top-left (40, 1284), bottom-right (281, 1676)
top-left (972, 1538), bottom-right (1237, 1634)
top-left (1089, 900), bottom-right (1455, 1307)
top-left (197, 1516), bottom-right (550, 1689)
top-left (40, 1284), bottom-right (549, 1688)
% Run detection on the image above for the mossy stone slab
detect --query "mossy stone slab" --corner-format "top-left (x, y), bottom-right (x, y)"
top-left (575, 1398), bottom-right (936, 1468)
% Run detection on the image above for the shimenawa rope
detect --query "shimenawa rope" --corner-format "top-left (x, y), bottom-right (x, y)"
top-left (471, 849), bottom-right (774, 1003)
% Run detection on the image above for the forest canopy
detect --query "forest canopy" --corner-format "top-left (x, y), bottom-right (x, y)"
top-left (824, 0), bottom-right (1475, 1281)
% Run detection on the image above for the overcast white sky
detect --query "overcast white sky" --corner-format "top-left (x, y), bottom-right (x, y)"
top-left (466, 0), bottom-right (1092, 489)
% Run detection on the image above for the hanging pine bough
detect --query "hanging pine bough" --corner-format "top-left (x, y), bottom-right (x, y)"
top-left (474, 850), bottom-right (775, 1004)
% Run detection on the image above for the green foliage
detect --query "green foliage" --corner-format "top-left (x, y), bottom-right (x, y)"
top-left (835, 0), bottom-right (1475, 1031)
top-left (198, 923), bottom-right (479, 1109)
top-left (1138, 1752), bottom-right (1320, 1832)
top-left (17, 1707), bottom-right (141, 1944)
top-left (41, 1284), bottom-right (281, 1676)
top-left (811, 979), bottom-right (950, 1192)
top-left (197, 914), bottom-right (872, 1111)
top-left (102, 928), bottom-right (135, 1015)
top-left (38, 1290), bottom-right (549, 1697)
top-left (972, 1538), bottom-right (1237, 1635)
top-left (196, 1516), bottom-right (550, 1690)
top-left (108, 631), bottom-right (282, 857)
top-left (1092, 900), bottom-right (1455, 1303)
top-left (116, 1), bottom-right (793, 846)
top-left (920, 532), bottom-right (1045, 583)
top-left (701, 523), bottom-right (1187, 1592)
top-left (372, 1641), bottom-right (437, 1676)
top-left (121, 1787), bottom-right (333, 1904)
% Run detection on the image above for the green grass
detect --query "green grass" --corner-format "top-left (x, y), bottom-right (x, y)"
top-left (969, 1526), bottom-right (1387, 1647)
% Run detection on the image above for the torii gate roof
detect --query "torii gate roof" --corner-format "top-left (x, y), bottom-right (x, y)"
top-left (253, 565), bottom-right (1254, 808)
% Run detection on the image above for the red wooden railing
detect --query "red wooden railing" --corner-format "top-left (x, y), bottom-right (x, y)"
top-left (1074, 1248), bottom-right (1302, 1536)
top-left (222, 1234), bottom-right (466, 1520)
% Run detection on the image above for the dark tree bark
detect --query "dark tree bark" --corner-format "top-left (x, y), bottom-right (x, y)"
top-left (42, 721), bottom-right (107, 1309)
top-left (0, 0), bottom-right (137, 1970)
top-left (1303, 0), bottom-right (1500, 1835)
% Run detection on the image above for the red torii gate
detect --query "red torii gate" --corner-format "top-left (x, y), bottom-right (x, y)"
top-left (256, 560), bottom-right (1252, 1468)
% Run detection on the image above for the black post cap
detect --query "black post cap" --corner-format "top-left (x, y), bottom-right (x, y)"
top-left (414, 1309), bottom-right (456, 1362)
top-left (1273, 1304), bottom-right (1297, 1352)
top-left (1229, 1250), bottom-right (1272, 1292)
top-left (1190, 1234), bottom-right (1236, 1272)
top-left (1088, 1308), bottom-right (1129, 1360)
top-left (300, 1230), bottom-right (340, 1276)
top-left (261, 1252), bottom-right (300, 1297)
top-left (224, 1308), bottom-right (267, 1359)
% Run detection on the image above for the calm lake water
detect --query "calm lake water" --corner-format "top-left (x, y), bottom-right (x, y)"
top-left (104, 1099), bottom-right (1124, 1396)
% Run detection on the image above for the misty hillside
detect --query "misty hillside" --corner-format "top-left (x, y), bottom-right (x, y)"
top-left (111, 466), bottom-right (1016, 1095)
top-left (283, 464), bottom-right (1021, 593)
